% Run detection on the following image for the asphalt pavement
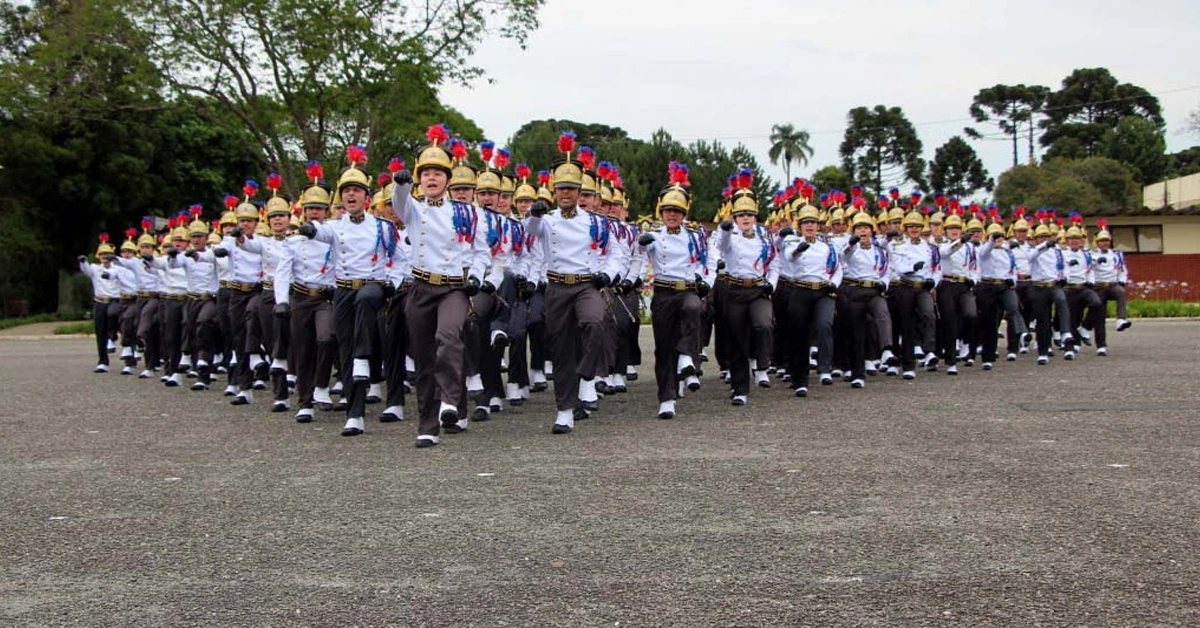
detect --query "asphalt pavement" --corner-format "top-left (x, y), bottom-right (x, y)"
top-left (1, 321), bottom-right (1198, 626)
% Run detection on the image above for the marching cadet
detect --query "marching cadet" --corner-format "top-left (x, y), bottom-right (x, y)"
top-left (234, 174), bottom-right (294, 412)
top-left (148, 217), bottom-right (192, 386)
top-left (959, 213), bottom-right (986, 366)
top-left (501, 164), bottom-right (542, 405)
top-left (524, 132), bottom-right (621, 433)
top-left (79, 234), bottom-right (122, 373)
top-left (1091, 219), bottom-right (1132, 344)
top-left (1028, 221), bottom-right (1070, 365)
top-left (637, 163), bottom-right (710, 418)
top-left (112, 219), bottom-right (164, 378)
top-left (776, 197), bottom-right (841, 394)
top-left (462, 150), bottom-right (507, 423)
top-left (215, 184), bottom-right (267, 403)
top-left (975, 213), bottom-right (1031, 370)
top-left (372, 163), bottom-right (413, 424)
top-left (1061, 214), bottom-right (1104, 361)
top-left (111, 230), bottom-right (141, 374)
top-left (300, 145), bottom-right (400, 438)
top-left (714, 175), bottom-right (776, 406)
top-left (888, 210), bottom-right (940, 373)
top-left (216, 206), bottom-right (238, 377)
top-left (521, 171), bottom-right (554, 394)
top-left (275, 163), bottom-right (339, 423)
top-left (935, 209), bottom-right (978, 375)
top-left (840, 210), bottom-right (899, 381)
top-left (1006, 208), bottom-right (1036, 360)
top-left (171, 207), bottom-right (222, 390)
top-left (603, 169), bottom-right (644, 395)
top-left (446, 138), bottom-right (477, 204)
top-left (390, 125), bottom-right (490, 447)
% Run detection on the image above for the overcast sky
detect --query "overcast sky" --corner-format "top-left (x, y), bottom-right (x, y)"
top-left (439, 0), bottom-right (1200, 195)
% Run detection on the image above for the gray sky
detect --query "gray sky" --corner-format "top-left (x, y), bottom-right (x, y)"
top-left (439, 0), bottom-right (1200, 196)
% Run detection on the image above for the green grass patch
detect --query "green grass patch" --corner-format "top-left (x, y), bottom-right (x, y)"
top-left (0, 313), bottom-right (58, 330)
top-left (53, 321), bottom-right (95, 335)
top-left (1113, 300), bottom-right (1200, 318)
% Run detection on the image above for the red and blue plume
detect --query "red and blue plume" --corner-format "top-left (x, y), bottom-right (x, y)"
top-left (889, 187), bottom-right (900, 200)
top-left (1055, 217), bottom-right (1064, 227)
top-left (934, 194), bottom-right (946, 207)
top-left (596, 161), bottom-right (613, 180)
top-left (449, 138), bottom-right (468, 161)
top-left (98, 232), bottom-right (109, 243)
top-left (850, 185), bottom-right (863, 198)
top-left (516, 163), bottom-right (532, 180)
top-left (557, 131), bottom-right (577, 154)
top-left (988, 207), bottom-right (1000, 221)
top-left (578, 146), bottom-right (595, 170)
top-left (346, 145), bottom-right (367, 166)
top-left (224, 194), bottom-right (238, 209)
top-left (426, 124), bottom-right (449, 146)
top-left (142, 216), bottom-right (154, 231)
top-left (305, 160), bottom-right (324, 183)
top-left (801, 184), bottom-right (815, 200)
top-left (243, 180), bottom-right (259, 200)
top-left (494, 149), bottom-right (511, 170)
top-left (793, 177), bottom-right (807, 188)
top-left (266, 172), bottom-right (282, 192)
top-left (819, 193), bottom-right (830, 206)
top-left (910, 190), bottom-right (923, 204)
top-left (877, 197), bottom-right (890, 210)
top-left (537, 170), bottom-right (551, 186)
top-left (852, 197), bottom-right (867, 210)
top-left (614, 176), bottom-right (624, 188)
top-left (783, 186), bottom-right (796, 202)
top-left (669, 162), bottom-right (690, 186)
top-left (387, 157), bottom-right (404, 174)
top-left (1069, 211), bottom-right (1083, 225)
top-left (772, 190), bottom-right (785, 206)
top-left (189, 204), bottom-right (203, 217)
top-left (479, 140), bottom-right (495, 164)
top-left (125, 227), bottom-right (138, 239)
top-left (377, 172), bottom-right (392, 188)
top-left (1097, 219), bottom-right (1108, 229)
top-left (735, 168), bottom-right (754, 190)
top-left (948, 197), bottom-right (961, 211)
top-left (921, 205), bottom-right (931, 216)
top-left (723, 187), bottom-right (733, 199)
top-left (1014, 206), bottom-right (1026, 218)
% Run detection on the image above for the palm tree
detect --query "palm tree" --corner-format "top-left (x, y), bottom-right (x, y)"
top-left (768, 123), bottom-right (814, 182)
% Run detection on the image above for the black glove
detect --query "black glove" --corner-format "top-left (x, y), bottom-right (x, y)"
top-left (530, 200), bottom-right (550, 217)
top-left (616, 279), bottom-right (633, 295)
top-left (719, 220), bottom-right (734, 232)
top-left (273, 302), bottom-right (290, 319)
top-left (166, 247), bottom-right (179, 258)
top-left (592, 272), bottom-right (611, 289)
top-left (716, 259), bottom-right (726, 271)
top-left (393, 169), bottom-right (413, 186)
top-left (966, 279), bottom-right (976, 289)
top-left (777, 227), bottom-right (795, 239)
top-left (100, 272), bottom-right (111, 280)
top-left (1068, 259), bottom-right (1079, 267)
top-left (632, 277), bottom-right (643, 291)
top-left (887, 230), bottom-right (900, 240)
top-left (481, 280), bottom-right (496, 294)
top-left (77, 255), bottom-right (88, 264)
top-left (637, 233), bottom-right (655, 247)
top-left (823, 283), bottom-right (837, 298)
top-left (912, 261), bottom-right (925, 272)
top-left (141, 253), bottom-right (154, 263)
top-left (184, 249), bottom-right (199, 259)
top-left (762, 283), bottom-right (774, 297)
top-left (922, 278), bottom-right (935, 291)
top-left (381, 282), bottom-right (396, 300)
top-left (991, 232), bottom-right (1005, 241)
top-left (465, 276), bottom-right (480, 296)
top-left (517, 275), bottom-right (534, 299)
top-left (213, 248), bottom-right (229, 258)
top-left (695, 275), bottom-right (710, 298)
top-left (1085, 282), bottom-right (1095, 290)
top-left (537, 280), bottom-right (547, 293)
top-left (793, 241), bottom-right (811, 256)
top-left (1118, 281), bottom-right (1126, 287)
top-left (1010, 241), bottom-right (1022, 249)
top-left (230, 227), bottom-right (243, 238)
top-left (1097, 256), bottom-right (1108, 264)
top-left (960, 236), bottom-right (971, 245)
top-left (298, 222), bottom-right (317, 239)
top-left (1005, 278), bottom-right (1016, 288)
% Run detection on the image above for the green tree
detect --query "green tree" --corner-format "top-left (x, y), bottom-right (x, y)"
top-left (839, 105), bottom-right (925, 195)
top-left (767, 123), bottom-right (813, 182)
top-left (928, 136), bottom-right (992, 197)
top-left (807, 165), bottom-right (852, 195)
top-left (1040, 68), bottom-right (1164, 159)
top-left (1168, 146), bottom-right (1200, 178)
top-left (993, 157), bottom-right (1140, 215)
top-left (964, 84), bottom-right (1050, 166)
top-left (1098, 116), bottom-right (1168, 184)
top-left (130, 0), bottom-right (543, 179)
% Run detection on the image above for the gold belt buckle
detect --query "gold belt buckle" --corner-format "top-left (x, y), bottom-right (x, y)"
top-left (564, 273), bottom-right (578, 284)
top-left (429, 272), bottom-right (443, 285)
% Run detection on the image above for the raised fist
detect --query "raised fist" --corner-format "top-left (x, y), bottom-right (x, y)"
top-left (298, 223), bottom-right (317, 239)
top-left (393, 169), bottom-right (413, 186)
top-left (720, 220), bottom-right (734, 232)
top-left (530, 200), bottom-right (550, 217)
top-left (637, 233), bottom-right (655, 247)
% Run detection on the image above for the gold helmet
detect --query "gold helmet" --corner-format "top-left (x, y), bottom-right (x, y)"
top-left (929, 211), bottom-right (945, 225)
top-left (235, 180), bottom-right (261, 221)
top-left (829, 208), bottom-right (846, 225)
top-left (120, 227), bottom-right (138, 253)
top-left (887, 207), bottom-right (905, 223)
top-left (850, 211), bottom-right (875, 230)
top-left (137, 216), bottom-right (157, 248)
top-left (476, 169), bottom-right (503, 193)
top-left (1012, 207), bottom-right (1031, 232)
top-left (731, 190), bottom-right (759, 217)
top-left (655, 162), bottom-right (692, 218)
top-left (186, 205), bottom-right (209, 237)
top-left (943, 212), bottom-right (964, 230)
top-left (264, 173), bottom-right (291, 218)
top-left (965, 216), bottom-right (985, 233)
top-left (902, 210), bottom-right (925, 228)
top-left (514, 163), bottom-right (537, 201)
top-left (219, 211), bottom-right (237, 227)
top-left (1033, 223), bottom-right (1052, 238)
top-left (207, 229), bottom-right (222, 245)
top-left (985, 221), bottom-right (1005, 237)
top-left (446, 138), bottom-right (476, 190)
top-left (300, 161), bottom-right (333, 209)
top-left (1094, 219), bottom-right (1112, 243)
top-left (415, 124), bottom-right (453, 177)
top-left (550, 132), bottom-right (584, 189)
top-left (94, 233), bottom-right (115, 257)
top-left (338, 145), bottom-right (372, 192)
top-left (169, 214), bottom-right (189, 243)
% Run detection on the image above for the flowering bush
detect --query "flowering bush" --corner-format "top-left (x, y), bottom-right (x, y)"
top-left (1127, 279), bottom-right (1193, 301)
